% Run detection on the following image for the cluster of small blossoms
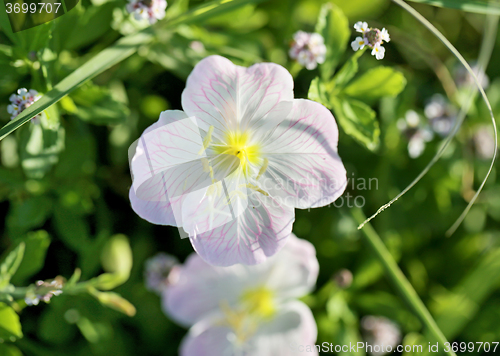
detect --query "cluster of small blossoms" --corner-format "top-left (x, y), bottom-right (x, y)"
top-left (7, 88), bottom-right (41, 124)
top-left (25, 279), bottom-right (64, 306)
top-left (351, 21), bottom-right (390, 60)
top-left (144, 253), bottom-right (180, 295)
top-left (289, 31), bottom-right (327, 70)
top-left (126, 0), bottom-right (167, 25)
top-left (455, 63), bottom-right (490, 90)
top-left (424, 94), bottom-right (456, 137)
top-left (397, 110), bottom-right (434, 159)
top-left (361, 316), bottom-right (401, 356)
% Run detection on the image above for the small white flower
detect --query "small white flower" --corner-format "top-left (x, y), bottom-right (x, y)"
top-left (380, 28), bottom-right (390, 42)
top-left (354, 21), bottom-right (369, 34)
top-left (6, 88), bottom-right (42, 123)
top-left (127, 0), bottom-right (167, 25)
top-left (362, 316), bottom-right (401, 356)
top-left (144, 252), bottom-right (180, 294)
top-left (351, 36), bottom-right (368, 51)
top-left (398, 110), bottom-right (434, 159)
top-left (352, 21), bottom-right (390, 60)
top-left (371, 44), bottom-right (385, 60)
top-left (289, 31), bottom-right (327, 70)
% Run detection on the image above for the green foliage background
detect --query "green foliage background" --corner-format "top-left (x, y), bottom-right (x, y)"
top-left (1, 0), bottom-right (500, 355)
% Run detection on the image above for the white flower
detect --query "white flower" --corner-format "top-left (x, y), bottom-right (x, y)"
top-left (354, 21), bottom-right (369, 34)
top-left (129, 55), bottom-right (346, 267)
top-left (351, 21), bottom-right (390, 60)
top-left (361, 316), bottom-right (401, 356)
top-left (144, 252), bottom-right (180, 294)
top-left (289, 31), bottom-right (327, 70)
top-left (371, 44), bottom-right (386, 60)
top-left (424, 94), bottom-right (456, 137)
top-left (398, 110), bottom-right (434, 159)
top-left (351, 36), bottom-right (368, 51)
top-left (6, 88), bottom-right (41, 123)
top-left (162, 234), bottom-right (320, 356)
top-left (127, 0), bottom-right (167, 25)
top-left (473, 126), bottom-right (496, 160)
top-left (380, 28), bottom-right (390, 42)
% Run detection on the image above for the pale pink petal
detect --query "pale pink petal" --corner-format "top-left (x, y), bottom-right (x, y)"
top-left (162, 254), bottom-right (251, 326)
top-left (129, 110), bottom-right (225, 226)
top-left (162, 234), bottom-right (316, 326)
top-left (264, 234), bottom-right (319, 300)
top-left (189, 190), bottom-right (295, 266)
top-left (181, 55), bottom-right (294, 138)
top-left (257, 99), bottom-right (347, 209)
top-left (179, 301), bottom-right (318, 356)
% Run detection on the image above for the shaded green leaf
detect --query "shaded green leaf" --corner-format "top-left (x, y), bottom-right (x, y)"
top-left (406, 0), bottom-right (500, 15)
top-left (71, 83), bottom-right (130, 125)
top-left (331, 97), bottom-right (380, 151)
top-left (343, 66), bottom-right (407, 100)
top-left (0, 343), bottom-right (23, 356)
top-left (18, 122), bottom-right (65, 179)
top-left (11, 231), bottom-right (51, 284)
top-left (0, 302), bottom-right (23, 340)
top-left (332, 50), bottom-right (362, 88)
top-left (0, 0), bottom-right (264, 141)
top-left (0, 243), bottom-right (25, 288)
top-left (308, 77), bottom-right (331, 108)
top-left (7, 196), bottom-right (53, 236)
top-left (315, 3), bottom-right (350, 80)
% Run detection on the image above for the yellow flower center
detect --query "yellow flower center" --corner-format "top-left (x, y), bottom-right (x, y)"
top-left (213, 131), bottom-right (260, 174)
top-left (218, 286), bottom-right (276, 345)
top-left (240, 286), bottom-right (276, 318)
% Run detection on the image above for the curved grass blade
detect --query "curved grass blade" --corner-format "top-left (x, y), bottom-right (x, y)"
top-left (406, 0), bottom-right (500, 15)
top-left (0, 0), bottom-right (266, 141)
top-left (358, 0), bottom-right (498, 235)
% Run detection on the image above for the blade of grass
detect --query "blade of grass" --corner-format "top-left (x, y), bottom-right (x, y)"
top-left (0, 0), bottom-right (266, 141)
top-left (406, 0), bottom-right (500, 15)
top-left (358, 0), bottom-right (498, 237)
top-left (352, 208), bottom-right (456, 356)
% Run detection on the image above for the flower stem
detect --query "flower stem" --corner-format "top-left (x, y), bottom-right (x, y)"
top-left (352, 207), bottom-right (456, 356)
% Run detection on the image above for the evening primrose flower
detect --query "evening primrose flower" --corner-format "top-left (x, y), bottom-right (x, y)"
top-left (162, 234), bottom-right (319, 356)
top-left (351, 21), bottom-right (390, 60)
top-left (126, 0), bottom-right (167, 24)
top-left (289, 31), bottom-right (327, 70)
top-left (129, 55), bottom-right (346, 266)
top-left (7, 88), bottom-right (41, 123)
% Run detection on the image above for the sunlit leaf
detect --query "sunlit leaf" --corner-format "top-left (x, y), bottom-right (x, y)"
top-left (0, 303), bottom-right (23, 340)
top-left (406, 0), bottom-right (500, 15)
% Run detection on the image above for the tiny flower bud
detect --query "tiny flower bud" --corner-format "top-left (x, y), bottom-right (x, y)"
top-left (333, 269), bottom-right (353, 289)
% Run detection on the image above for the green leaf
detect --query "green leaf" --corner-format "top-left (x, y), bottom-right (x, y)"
top-left (52, 204), bottom-right (91, 253)
top-left (331, 50), bottom-right (363, 88)
top-left (406, 0), bottom-right (500, 15)
top-left (343, 67), bottom-right (407, 100)
top-left (315, 3), bottom-right (350, 80)
top-left (0, 0), bottom-right (265, 141)
top-left (331, 97), bottom-right (380, 151)
top-left (18, 122), bottom-right (65, 179)
top-left (7, 196), bottom-right (53, 236)
top-left (0, 243), bottom-right (25, 288)
top-left (15, 21), bottom-right (54, 54)
top-left (308, 77), bottom-right (331, 108)
top-left (71, 83), bottom-right (130, 125)
top-left (434, 247), bottom-right (500, 339)
top-left (0, 302), bottom-right (23, 340)
top-left (11, 231), bottom-right (51, 284)
top-left (0, 344), bottom-right (23, 356)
